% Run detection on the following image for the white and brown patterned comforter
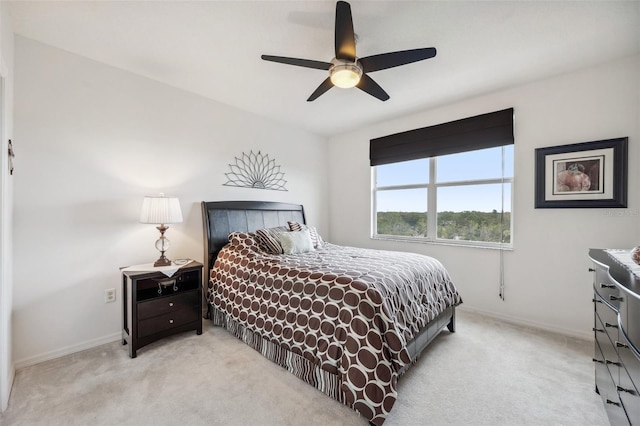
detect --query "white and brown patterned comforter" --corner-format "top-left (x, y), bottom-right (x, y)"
top-left (208, 232), bottom-right (462, 425)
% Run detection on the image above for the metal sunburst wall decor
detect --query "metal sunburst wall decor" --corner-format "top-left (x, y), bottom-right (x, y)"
top-left (224, 150), bottom-right (287, 191)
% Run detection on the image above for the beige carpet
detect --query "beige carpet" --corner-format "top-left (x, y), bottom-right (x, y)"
top-left (2, 310), bottom-right (608, 425)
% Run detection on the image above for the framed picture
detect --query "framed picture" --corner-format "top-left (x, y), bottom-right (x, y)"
top-left (535, 137), bottom-right (628, 208)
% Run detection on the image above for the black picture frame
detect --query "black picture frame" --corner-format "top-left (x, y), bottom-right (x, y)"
top-left (534, 137), bottom-right (628, 208)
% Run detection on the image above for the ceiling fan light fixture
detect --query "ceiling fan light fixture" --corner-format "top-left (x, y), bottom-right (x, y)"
top-left (330, 62), bottom-right (362, 88)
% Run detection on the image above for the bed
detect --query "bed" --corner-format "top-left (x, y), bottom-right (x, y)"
top-left (201, 200), bottom-right (462, 425)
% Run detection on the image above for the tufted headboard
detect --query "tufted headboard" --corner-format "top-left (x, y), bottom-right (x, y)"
top-left (201, 201), bottom-right (306, 272)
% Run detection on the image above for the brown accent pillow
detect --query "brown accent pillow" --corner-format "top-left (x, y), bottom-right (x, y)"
top-left (253, 226), bottom-right (289, 254)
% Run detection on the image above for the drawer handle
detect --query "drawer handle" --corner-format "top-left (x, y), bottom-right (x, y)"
top-left (615, 341), bottom-right (629, 349)
top-left (169, 319), bottom-right (174, 324)
top-left (589, 268), bottom-right (595, 272)
top-left (609, 295), bottom-right (624, 302)
top-left (605, 322), bottom-right (618, 329)
top-left (169, 302), bottom-right (174, 307)
top-left (606, 399), bottom-right (621, 407)
top-left (605, 359), bottom-right (621, 367)
top-left (592, 327), bottom-right (604, 333)
top-left (617, 386), bottom-right (637, 395)
top-left (592, 298), bottom-right (603, 304)
top-left (600, 283), bottom-right (616, 289)
top-left (592, 358), bottom-right (605, 364)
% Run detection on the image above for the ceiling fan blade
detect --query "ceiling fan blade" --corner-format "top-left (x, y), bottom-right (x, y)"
top-left (356, 74), bottom-right (390, 101)
top-left (359, 47), bottom-right (437, 73)
top-left (261, 55), bottom-right (332, 70)
top-left (307, 77), bottom-right (334, 102)
top-left (335, 1), bottom-right (356, 61)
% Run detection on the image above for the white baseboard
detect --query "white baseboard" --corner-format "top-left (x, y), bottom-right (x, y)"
top-left (457, 305), bottom-right (593, 341)
top-left (14, 332), bottom-right (121, 370)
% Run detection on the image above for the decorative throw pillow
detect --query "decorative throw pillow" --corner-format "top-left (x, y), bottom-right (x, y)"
top-left (278, 230), bottom-right (314, 254)
top-left (254, 226), bottom-right (289, 254)
top-left (287, 221), bottom-right (325, 248)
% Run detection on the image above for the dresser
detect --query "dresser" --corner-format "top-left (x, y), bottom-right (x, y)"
top-left (121, 261), bottom-right (203, 358)
top-left (590, 249), bottom-right (640, 425)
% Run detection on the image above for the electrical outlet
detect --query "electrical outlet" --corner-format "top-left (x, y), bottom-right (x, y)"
top-left (104, 288), bottom-right (116, 303)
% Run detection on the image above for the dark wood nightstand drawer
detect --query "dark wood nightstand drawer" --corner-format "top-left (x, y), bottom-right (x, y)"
top-left (138, 308), bottom-right (199, 338)
top-left (138, 291), bottom-right (199, 320)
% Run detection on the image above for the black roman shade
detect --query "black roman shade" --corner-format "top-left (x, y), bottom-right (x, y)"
top-left (370, 108), bottom-right (514, 166)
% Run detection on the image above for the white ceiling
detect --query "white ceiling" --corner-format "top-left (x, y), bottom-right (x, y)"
top-left (7, 0), bottom-right (640, 137)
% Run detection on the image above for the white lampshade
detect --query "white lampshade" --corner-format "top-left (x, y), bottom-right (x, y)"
top-left (140, 194), bottom-right (183, 225)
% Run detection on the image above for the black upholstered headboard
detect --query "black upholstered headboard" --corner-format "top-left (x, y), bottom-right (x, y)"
top-left (201, 201), bottom-right (306, 271)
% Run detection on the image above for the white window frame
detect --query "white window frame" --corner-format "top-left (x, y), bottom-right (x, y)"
top-left (372, 148), bottom-right (514, 249)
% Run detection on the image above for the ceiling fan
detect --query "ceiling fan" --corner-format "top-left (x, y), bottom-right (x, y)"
top-left (261, 0), bottom-right (437, 102)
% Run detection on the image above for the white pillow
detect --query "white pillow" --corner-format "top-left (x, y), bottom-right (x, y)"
top-left (288, 221), bottom-right (325, 248)
top-left (278, 230), bottom-right (314, 254)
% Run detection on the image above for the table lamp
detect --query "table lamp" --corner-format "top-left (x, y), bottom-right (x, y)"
top-left (140, 193), bottom-right (183, 266)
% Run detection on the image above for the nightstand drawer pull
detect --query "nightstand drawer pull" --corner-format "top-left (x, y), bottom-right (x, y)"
top-left (593, 358), bottom-right (604, 364)
top-left (600, 283), bottom-right (616, 289)
top-left (592, 298), bottom-right (602, 304)
top-left (605, 322), bottom-right (618, 329)
top-left (592, 327), bottom-right (604, 333)
top-left (606, 359), bottom-right (621, 367)
top-left (157, 278), bottom-right (178, 294)
top-left (615, 341), bottom-right (629, 349)
top-left (169, 319), bottom-right (174, 324)
top-left (609, 295), bottom-right (623, 302)
top-left (169, 302), bottom-right (174, 307)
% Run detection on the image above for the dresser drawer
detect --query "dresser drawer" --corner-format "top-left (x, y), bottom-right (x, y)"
top-left (619, 333), bottom-right (640, 382)
top-left (619, 364), bottom-right (639, 424)
top-left (595, 268), bottom-right (621, 299)
top-left (596, 325), bottom-right (621, 378)
top-left (596, 305), bottom-right (620, 353)
top-left (595, 341), bottom-right (629, 424)
top-left (596, 297), bottom-right (620, 334)
top-left (138, 290), bottom-right (199, 320)
top-left (138, 308), bottom-right (199, 338)
top-left (620, 291), bottom-right (640, 360)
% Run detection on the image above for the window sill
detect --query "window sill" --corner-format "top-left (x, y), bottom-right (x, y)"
top-left (371, 235), bottom-right (514, 251)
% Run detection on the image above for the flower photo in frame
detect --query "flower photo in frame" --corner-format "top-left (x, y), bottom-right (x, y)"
top-left (535, 137), bottom-right (628, 208)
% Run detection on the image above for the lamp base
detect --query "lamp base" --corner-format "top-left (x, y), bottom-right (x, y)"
top-left (154, 255), bottom-right (172, 267)
top-left (153, 225), bottom-right (172, 267)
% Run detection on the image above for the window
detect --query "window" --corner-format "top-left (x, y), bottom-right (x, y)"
top-left (370, 109), bottom-right (514, 248)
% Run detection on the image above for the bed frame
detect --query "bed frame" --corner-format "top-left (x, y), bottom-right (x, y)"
top-left (201, 200), bottom-right (455, 368)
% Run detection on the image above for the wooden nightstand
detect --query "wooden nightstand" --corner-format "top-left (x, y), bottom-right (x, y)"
top-left (121, 261), bottom-right (203, 358)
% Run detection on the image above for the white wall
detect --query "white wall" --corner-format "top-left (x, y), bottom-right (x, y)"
top-left (328, 55), bottom-right (640, 339)
top-left (12, 36), bottom-right (329, 367)
top-left (0, 1), bottom-right (14, 413)
top-left (10, 35), bottom-right (639, 371)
